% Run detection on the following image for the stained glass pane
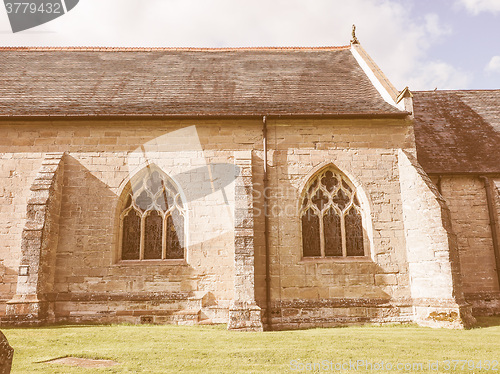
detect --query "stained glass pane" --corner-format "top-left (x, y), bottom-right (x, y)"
top-left (155, 191), bottom-right (169, 212)
top-left (175, 196), bottom-right (184, 208)
top-left (324, 208), bottom-right (342, 256)
top-left (353, 194), bottom-right (359, 206)
top-left (167, 194), bottom-right (176, 209)
top-left (333, 189), bottom-right (349, 211)
top-left (136, 190), bottom-right (152, 211)
top-left (144, 211), bottom-right (163, 259)
top-left (166, 211), bottom-right (184, 259)
top-left (307, 179), bottom-right (318, 194)
top-left (124, 195), bottom-right (132, 209)
top-left (312, 189), bottom-right (328, 211)
top-left (342, 179), bottom-right (352, 192)
top-left (345, 208), bottom-right (364, 256)
top-left (122, 209), bottom-right (141, 260)
top-left (302, 209), bottom-right (321, 257)
top-left (321, 170), bottom-right (338, 192)
top-left (146, 171), bottom-right (162, 195)
top-left (164, 179), bottom-right (177, 196)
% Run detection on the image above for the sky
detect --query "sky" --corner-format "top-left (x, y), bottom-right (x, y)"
top-left (0, 0), bottom-right (499, 91)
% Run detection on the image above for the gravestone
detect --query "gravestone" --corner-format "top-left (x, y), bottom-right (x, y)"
top-left (0, 331), bottom-right (13, 374)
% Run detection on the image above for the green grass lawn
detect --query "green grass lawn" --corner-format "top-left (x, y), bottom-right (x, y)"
top-left (3, 317), bottom-right (500, 373)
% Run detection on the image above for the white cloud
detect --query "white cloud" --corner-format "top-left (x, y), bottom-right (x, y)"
top-left (0, 0), bottom-right (466, 90)
top-left (407, 61), bottom-right (472, 90)
top-left (457, 0), bottom-right (500, 14)
top-left (486, 56), bottom-right (500, 73)
top-left (424, 13), bottom-right (452, 39)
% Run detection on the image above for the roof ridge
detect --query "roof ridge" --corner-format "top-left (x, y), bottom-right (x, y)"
top-left (0, 45), bottom-right (351, 52)
top-left (414, 89), bottom-right (500, 93)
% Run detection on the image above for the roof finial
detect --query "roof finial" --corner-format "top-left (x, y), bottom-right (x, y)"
top-left (351, 24), bottom-right (359, 44)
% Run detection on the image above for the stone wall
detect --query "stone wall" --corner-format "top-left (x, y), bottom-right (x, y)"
top-left (5, 152), bottom-right (65, 323)
top-left (0, 120), bottom-right (258, 323)
top-left (0, 151), bottom-right (43, 316)
top-left (257, 118), bottom-right (417, 329)
top-left (1, 117), bottom-right (487, 328)
top-left (437, 176), bottom-right (500, 315)
top-left (398, 151), bottom-right (473, 328)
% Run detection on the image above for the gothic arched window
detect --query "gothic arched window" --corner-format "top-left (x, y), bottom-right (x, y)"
top-left (300, 168), bottom-right (365, 258)
top-left (120, 168), bottom-right (185, 261)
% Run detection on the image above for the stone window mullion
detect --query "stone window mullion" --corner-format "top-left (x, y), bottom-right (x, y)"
top-left (162, 213), bottom-right (167, 260)
top-left (340, 213), bottom-right (347, 257)
top-left (319, 210), bottom-right (326, 257)
top-left (139, 213), bottom-right (146, 260)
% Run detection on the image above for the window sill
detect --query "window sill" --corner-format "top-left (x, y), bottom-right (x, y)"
top-left (298, 256), bottom-right (372, 264)
top-left (115, 259), bottom-right (188, 266)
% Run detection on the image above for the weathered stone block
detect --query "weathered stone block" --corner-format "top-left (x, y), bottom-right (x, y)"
top-left (0, 330), bottom-right (14, 373)
top-left (375, 274), bottom-right (398, 286)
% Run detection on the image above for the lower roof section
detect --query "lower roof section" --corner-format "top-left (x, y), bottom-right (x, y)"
top-left (413, 90), bottom-right (500, 174)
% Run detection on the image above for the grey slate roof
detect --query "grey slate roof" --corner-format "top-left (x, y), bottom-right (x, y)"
top-left (413, 90), bottom-right (500, 174)
top-left (0, 47), bottom-right (404, 117)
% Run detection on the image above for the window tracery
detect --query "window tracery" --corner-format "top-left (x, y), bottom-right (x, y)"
top-left (120, 169), bottom-right (185, 260)
top-left (300, 168), bottom-right (364, 257)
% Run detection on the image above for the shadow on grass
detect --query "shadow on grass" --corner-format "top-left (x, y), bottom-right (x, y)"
top-left (2, 324), bottom-right (108, 331)
top-left (3, 317), bottom-right (500, 331)
top-left (3, 323), bottom-right (229, 331)
top-left (473, 316), bottom-right (500, 328)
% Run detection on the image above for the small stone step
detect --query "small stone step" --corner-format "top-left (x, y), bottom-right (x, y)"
top-left (197, 319), bottom-right (214, 325)
top-left (151, 309), bottom-right (201, 325)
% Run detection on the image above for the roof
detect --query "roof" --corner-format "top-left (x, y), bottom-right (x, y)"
top-left (0, 46), bottom-right (405, 118)
top-left (413, 90), bottom-right (500, 174)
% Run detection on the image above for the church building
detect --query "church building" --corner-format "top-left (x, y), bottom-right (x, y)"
top-left (0, 37), bottom-right (499, 330)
